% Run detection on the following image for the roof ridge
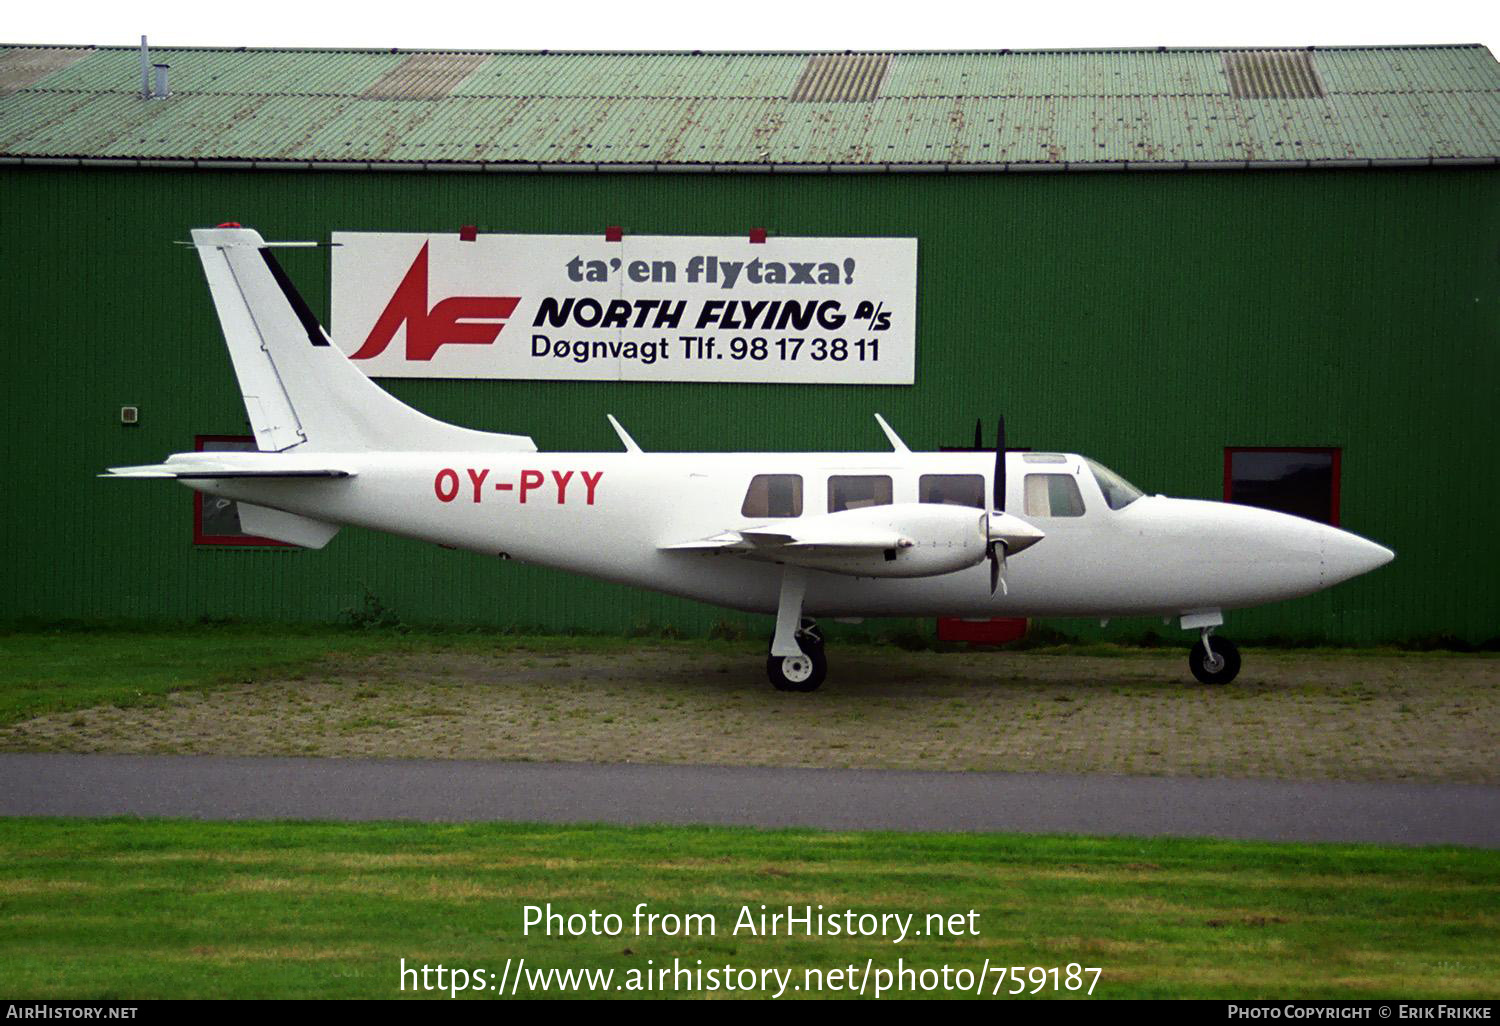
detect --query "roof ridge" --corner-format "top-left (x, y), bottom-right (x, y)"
top-left (19, 87), bottom-right (1500, 99)
top-left (0, 42), bottom-right (1493, 57)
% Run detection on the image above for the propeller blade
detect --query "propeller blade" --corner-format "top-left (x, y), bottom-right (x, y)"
top-left (973, 419), bottom-right (983, 450)
top-left (993, 415), bottom-right (1007, 511)
top-left (987, 540), bottom-right (1009, 596)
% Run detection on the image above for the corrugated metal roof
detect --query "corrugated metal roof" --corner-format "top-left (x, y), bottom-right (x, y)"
top-left (360, 52), bottom-right (491, 100)
top-left (790, 54), bottom-right (891, 102)
top-left (0, 44), bottom-right (1496, 170)
top-left (0, 46), bottom-right (90, 97)
top-left (1224, 51), bottom-right (1324, 99)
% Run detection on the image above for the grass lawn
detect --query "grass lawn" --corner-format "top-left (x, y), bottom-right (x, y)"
top-left (0, 625), bottom-right (682, 727)
top-left (0, 818), bottom-right (1496, 999)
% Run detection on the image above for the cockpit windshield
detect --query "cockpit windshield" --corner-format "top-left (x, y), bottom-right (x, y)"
top-left (1085, 458), bottom-right (1144, 510)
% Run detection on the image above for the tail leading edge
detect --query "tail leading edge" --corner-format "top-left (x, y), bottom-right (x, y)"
top-left (191, 226), bottom-right (537, 454)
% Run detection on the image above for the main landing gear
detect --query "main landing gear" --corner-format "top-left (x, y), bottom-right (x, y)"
top-left (767, 619), bottom-right (827, 693)
top-left (766, 567), bottom-right (828, 692)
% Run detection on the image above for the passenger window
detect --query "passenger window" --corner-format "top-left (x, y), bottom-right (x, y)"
top-left (919, 474), bottom-right (986, 509)
top-left (828, 475), bottom-right (893, 513)
top-left (741, 474), bottom-right (803, 518)
top-left (1024, 474), bottom-right (1086, 517)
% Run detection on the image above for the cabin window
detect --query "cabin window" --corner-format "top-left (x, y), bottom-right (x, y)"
top-left (192, 435), bottom-right (289, 547)
top-left (1024, 473), bottom-right (1086, 517)
top-left (828, 475), bottom-right (893, 513)
top-left (1225, 448), bottom-right (1340, 525)
top-left (919, 474), bottom-right (986, 509)
top-left (741, 474), bottom-right (803, 518)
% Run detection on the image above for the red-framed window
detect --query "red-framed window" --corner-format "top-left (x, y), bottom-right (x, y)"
top-left (193, 435), bottom-right (290, 547)
top-left (1224, 447), bottom-right (1342, 526)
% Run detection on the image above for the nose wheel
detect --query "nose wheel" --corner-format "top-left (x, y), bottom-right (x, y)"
top-left (1189, 630), bottom-right (1240, 685)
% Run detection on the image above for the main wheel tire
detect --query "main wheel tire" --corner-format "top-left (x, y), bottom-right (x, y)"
top-left (767, 646), bottom-right (828, 692)
top-left (1189, 635), bottom-right (1241, 685)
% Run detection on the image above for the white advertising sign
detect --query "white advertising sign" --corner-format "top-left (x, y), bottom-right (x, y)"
top-left (330, 232), bottom-right (916, 384)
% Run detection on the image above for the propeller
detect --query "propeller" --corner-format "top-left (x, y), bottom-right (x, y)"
top-left (993, 416), bottom-right (1006, 511)
top-left (973, 416), bottom-right (1041, 594)
top-left (988, 416), bottom-right (1007, 595)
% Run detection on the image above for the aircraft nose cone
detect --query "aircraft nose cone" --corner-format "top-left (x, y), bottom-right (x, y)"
top-left (1322, 529), bottom-right (1395, 585)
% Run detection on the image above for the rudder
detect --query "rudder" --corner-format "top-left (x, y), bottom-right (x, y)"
top-left (191, 226), bottom-right (536, 454)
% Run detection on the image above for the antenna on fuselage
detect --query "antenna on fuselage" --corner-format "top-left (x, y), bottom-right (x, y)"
top-left (607, 414), bottom-right (642, 453)
top-left (873, 414), bottom-right (910, 454)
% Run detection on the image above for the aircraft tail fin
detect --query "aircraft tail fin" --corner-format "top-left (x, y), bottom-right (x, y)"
top-left (190, 226), bottom-right (536, 454)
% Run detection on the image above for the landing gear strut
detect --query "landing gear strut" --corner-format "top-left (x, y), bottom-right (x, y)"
top-left (766, 568), bottom-right (827, 692)
top-left (1189, 628), bottom-right (1241, 685)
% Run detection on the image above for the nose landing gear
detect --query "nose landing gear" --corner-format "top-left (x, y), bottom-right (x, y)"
top-left (1179, 612), bottom-right (1240, 685)
top-left (1189, 628), bottom-right (1241, 685)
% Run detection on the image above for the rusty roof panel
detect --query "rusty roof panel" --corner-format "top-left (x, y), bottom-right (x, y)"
top-left (1224, 51), bottom-right (1325, 99)
top-left (0, 44), bottom-right (1495, 169)
top-left (0, 46), bottom-right (91, 97)
top-left (359, 52), bottom-right (490, 100)
top-left (790, 54), bottom-right (891, 102)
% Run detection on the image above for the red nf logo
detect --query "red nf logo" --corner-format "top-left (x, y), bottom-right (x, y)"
top-left (350, 242), bottom-right (520, 361)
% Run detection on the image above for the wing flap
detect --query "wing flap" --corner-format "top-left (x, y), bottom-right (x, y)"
top-left (660, 531), bottom-right (754, 553)
top-left (662, 526), bottom-right (909, 555)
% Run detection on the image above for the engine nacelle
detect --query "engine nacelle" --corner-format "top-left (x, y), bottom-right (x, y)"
top-left (773, 503), bottom-right (992, 579)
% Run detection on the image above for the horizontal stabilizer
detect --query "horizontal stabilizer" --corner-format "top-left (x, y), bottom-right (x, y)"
top-left (103, 466), bottom-right (352, 479)
top-left (102, 453), bottom-right (355, 480)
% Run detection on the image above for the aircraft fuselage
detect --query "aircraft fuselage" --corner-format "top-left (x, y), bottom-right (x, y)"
top-left (194, 449), bottom-right (1392, 622)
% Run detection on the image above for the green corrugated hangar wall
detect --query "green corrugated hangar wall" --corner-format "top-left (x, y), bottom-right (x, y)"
top-left (2, 164), bottom-right (1496, 644)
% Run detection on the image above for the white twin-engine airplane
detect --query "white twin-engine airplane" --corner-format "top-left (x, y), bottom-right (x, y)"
top-left (106, 226), bottom-right (1394, 691)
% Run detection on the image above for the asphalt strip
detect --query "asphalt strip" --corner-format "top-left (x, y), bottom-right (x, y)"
top-left (1, 753), bottom-right (1495, 847)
